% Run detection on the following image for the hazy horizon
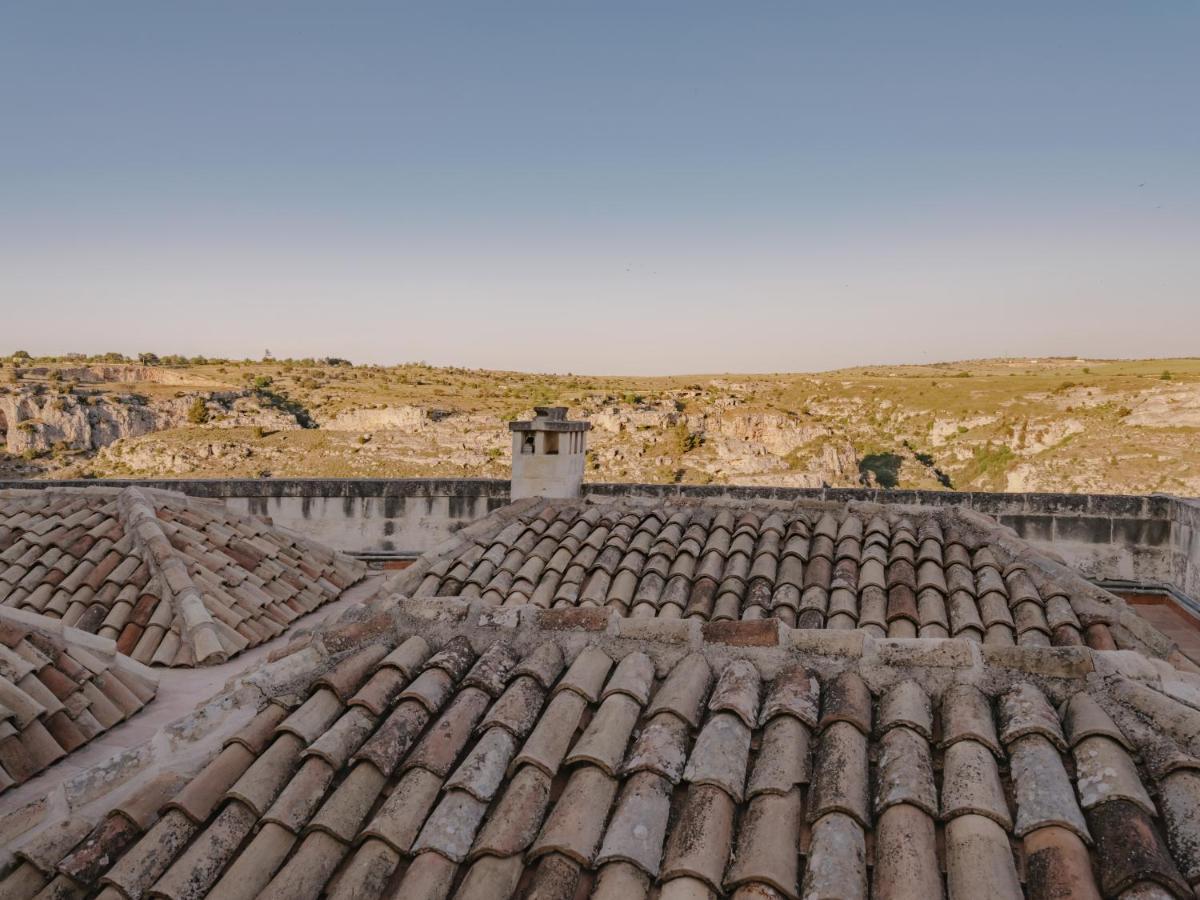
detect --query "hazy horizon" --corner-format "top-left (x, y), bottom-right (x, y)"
top-left (4, 3), bottom-right (1198, 375)
top-left (12, 351), bottom-right (1200, 381)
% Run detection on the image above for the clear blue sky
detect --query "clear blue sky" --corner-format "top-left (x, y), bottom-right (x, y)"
top-left (3, 2), bottom-right (1197, 374)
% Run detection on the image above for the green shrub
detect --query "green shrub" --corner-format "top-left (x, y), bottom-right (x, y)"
top-left (187, 397), bottom-right (210, 424)
top-left (671, 422), bottom-right (702, 455)
top-left (859, 452), bottom-right (902, 489)
top-left (961, 443), bottom-right (1015, 489)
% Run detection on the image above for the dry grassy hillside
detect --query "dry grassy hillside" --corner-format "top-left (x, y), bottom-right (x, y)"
top-left (2, 353), bottom-right (1198, 495)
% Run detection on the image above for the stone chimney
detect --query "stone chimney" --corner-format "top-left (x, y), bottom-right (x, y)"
top-left (508, 406), bottom-right (591, 500)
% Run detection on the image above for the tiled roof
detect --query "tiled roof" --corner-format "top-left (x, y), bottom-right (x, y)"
top-left (0, 487), bottom-right (366, 666)
top-left (5, 614), bottom-right (1200, 900)
top-left (0, 607), bottom-right (156, 796)
top-left (410, 500), bottom-right (1125, 652)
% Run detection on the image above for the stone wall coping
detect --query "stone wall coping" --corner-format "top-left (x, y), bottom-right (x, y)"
top-left (0, 477), bottom-right (512, 498)
top-left (0, 477), bottom-right (1191, 514)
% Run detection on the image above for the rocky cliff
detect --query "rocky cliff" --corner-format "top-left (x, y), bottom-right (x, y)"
top-left (4, 357), bottom-right (1198, 494)
top-left (0, 386), bottom-right (300, 456)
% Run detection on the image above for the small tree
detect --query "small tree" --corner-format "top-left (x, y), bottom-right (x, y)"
top-left (187, 397), bottom-right (210, 424)
top-left (138, 352), bottom-right (160, 366)
top-left (11, 350), bottom-right (31, 361)
top-left (671, 421), bottom-right (702, 455)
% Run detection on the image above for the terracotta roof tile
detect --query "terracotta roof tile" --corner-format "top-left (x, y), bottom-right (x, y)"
top-left (0, 487), bottom-right (364, 668)
top-left (644, 651), bottom-right (712, 727)
top-left (1087, 799), bottom-right (1193, 898)
top-left (944, 813), bottom-right (1022, 900)
top-left (12, 614), bottom-right (1200, 900)
top-left (801, 811), bottom-right (867, 900)
top-left (593, 769), bottom-right (672, 877)
top-left (727, 788), bottom-right (803, 898)
top-left (553, 645), bottom-right (612, 703)
top-left (510, 689), bottom-right (587, 778)
top-left (263, 756), bottom-right (335, 833)
top-left (1024, 824), bottom-right (1102, 900)
top-left (224, 731), bottom-right (306, 816)
top-left (529, 764), bottom-right (619, 866)
top-left (683, 710), bottom-right (754, 802)
top-left (817, 671), bottom-right (871, 735)
top-left (662, 782), bottom-right (737, 892)
top-left (873, 802), bottom-right (942, 900)
top-left (1000, 682), bottom-right (1069, 750)
top-left (0, 609), bottom-right (156, 796)
top-left (875, 726), bottom-right (937, 817)
top-left (407, 499), bottom-right (1135, 657)
top-left (1073, 733), bottom-right (1157, 815)
top-left (565, 693), bottom-right (641, 775)
top-left (1008, 733), bottom-right (1091, 841)
top-left (940, 683), bottom-right (1002, 756)
top-left (623, 709), bottom-right (691, 783)
top-left (308, 762), bottom-right (388, 843)
top-left (809, 720), bottom-right (871, 827)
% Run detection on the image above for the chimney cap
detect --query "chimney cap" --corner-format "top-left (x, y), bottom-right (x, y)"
top-left (509, 406), bottom-right (591, 433)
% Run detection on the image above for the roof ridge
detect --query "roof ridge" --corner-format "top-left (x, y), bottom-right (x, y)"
top-left (115, 487), bottom-right (227, 665)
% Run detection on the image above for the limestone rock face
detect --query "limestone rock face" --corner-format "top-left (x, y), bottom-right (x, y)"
top-left (0, 388), bottom-right (301, 454)
top-left (707, 412), bottom-right (830, 456)
top-left (19, 364), bottom-right (226, 386)
top-left (321, 405), bottom-right (432, 431)
top-left (0, 391), bottom-right (161, 453)
top-left (1124, 385), bottom-right (1200, 428)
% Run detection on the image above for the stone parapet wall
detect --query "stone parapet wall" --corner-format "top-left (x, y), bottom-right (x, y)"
top-left (1174, 498), bottom-right (1200, 604)
top-left (0, 478), bottom-right (511, 558)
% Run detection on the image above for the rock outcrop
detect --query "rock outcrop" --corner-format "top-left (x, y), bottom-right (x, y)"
top-left (0, 388), bottom-right (301, 455)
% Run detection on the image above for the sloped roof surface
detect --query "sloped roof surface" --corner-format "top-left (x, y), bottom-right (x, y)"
top-left (0, 609), bottom-right (156, 796)
top-left (413, 501), bottom-right (1122, 652)
top-left (5, 621), bottom-right (1200, 900)
top-left (0, 487), bottom-right (365, 666)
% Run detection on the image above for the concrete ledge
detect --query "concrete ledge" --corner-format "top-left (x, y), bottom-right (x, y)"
top-left (982, 644), bottom-right (1094, 679)
top-left (865, 637), bottom-right (978, 670)
top-left (616, 616), bottom-right (700, 646)
top-left (786, 628), bottom-right (866, 658)
top-left (535, 607), bottom-right (614, 633)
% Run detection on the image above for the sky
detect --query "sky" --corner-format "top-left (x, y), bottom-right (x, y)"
top-left (2, 2), bottom-right (1197, 375)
